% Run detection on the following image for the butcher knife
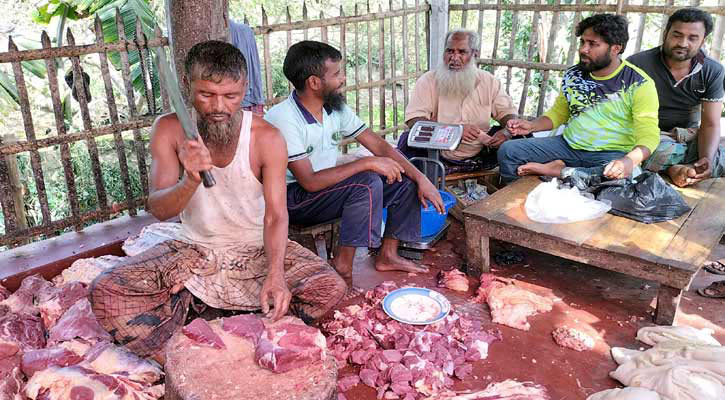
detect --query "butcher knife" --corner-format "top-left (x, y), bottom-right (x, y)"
top-left (155, 47), bottom-right (216, 188)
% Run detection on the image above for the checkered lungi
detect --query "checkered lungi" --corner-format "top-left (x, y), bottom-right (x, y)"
top-left (644, 129), bottom-right (725, 178)
top-left (89, 239), bottom-right (345, 357)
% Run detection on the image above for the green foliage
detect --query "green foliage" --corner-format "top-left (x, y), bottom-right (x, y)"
top-left (0, 70), bottom-right (19, 104)
top-left (0, 38), bottom-right (48, 108)
top-left (16, 136), bottom-right (148, 230)
top-left (31, 1), bottom-right (84, 24)
top-left (30, 0), bottom-right (160, 110)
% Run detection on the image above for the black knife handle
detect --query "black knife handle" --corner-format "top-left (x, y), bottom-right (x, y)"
top-left (201, 170), bottom-right (216, 188)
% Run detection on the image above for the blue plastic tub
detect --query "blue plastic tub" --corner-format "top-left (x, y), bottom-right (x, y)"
top-left (382, 190), bottom-right (457, 238)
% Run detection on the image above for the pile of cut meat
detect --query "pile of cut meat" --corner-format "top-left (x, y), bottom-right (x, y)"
top-left (323, 281), bottom-right (502, 400)
top-left (0, 275), bottom-right (163, 400)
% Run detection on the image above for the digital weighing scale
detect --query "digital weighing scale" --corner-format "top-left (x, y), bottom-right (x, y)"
top-left (397, 121), bottom-right (464, 259)
top-left (407, 121), bottom-right (463, 160)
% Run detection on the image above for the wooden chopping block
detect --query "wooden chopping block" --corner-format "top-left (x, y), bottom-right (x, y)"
top-left (164, 317), bottom-right (337, 400)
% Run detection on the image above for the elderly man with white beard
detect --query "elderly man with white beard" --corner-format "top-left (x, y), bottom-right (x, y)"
top-left (404, 29), bottom-right (519, 162)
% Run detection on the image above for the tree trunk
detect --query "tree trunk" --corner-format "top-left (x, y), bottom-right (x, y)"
top-left (165, 0), bottom-right (230, 91)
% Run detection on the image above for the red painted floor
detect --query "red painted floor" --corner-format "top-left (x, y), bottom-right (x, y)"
top-left (340, 220), bottom-right (725, 399)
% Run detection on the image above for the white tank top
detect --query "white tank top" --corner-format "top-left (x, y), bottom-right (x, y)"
top-left (179, 111), bottom-right (265, 249)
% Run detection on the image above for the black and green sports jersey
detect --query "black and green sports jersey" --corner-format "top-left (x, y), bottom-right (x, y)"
top-left (544, 60), bottom-right (660, 153)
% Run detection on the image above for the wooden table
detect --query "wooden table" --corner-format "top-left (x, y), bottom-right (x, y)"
top-left (462, 176), bottom-right (725, 325)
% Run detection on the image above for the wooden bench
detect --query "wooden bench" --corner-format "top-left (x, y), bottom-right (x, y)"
top-left (288, 220), bottom-right (340, 260)
top-left (462, 176), bottom-right (725, 325)
top-left (0, 213), bottom-right (339, 292)
top-left (0, 212), bottom-right (161, 291)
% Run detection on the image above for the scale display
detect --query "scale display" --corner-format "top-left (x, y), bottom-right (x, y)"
top-left (407, 121), bottom-right (463, 151)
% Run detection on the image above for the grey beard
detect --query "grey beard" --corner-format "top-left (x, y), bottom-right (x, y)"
top-left (197, 109), bottom-right (243, 147)
top-left (435, 61), bottom-right (478, 99)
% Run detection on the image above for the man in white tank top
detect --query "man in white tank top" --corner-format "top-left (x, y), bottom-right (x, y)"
top-left (90, 41), bottom-right (346, 360)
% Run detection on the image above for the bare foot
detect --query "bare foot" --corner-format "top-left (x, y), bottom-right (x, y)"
top-left (517, 160), bottom-right (565, 177)
top-left (375, 254), bottom-right (429, 273)
top-left (667, 164), bottom-right (697, 187)
top-left (329, 257), bottom-right (353, 287)
top-left (342, 286), bottom-right (365, 301)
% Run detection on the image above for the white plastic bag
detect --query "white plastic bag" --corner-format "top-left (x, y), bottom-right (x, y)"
top-left (525, 179), bottom-right (611, 223)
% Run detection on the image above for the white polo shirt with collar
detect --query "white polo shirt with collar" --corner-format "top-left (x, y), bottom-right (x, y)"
top-left (264, 91), bottom-right (368, 184)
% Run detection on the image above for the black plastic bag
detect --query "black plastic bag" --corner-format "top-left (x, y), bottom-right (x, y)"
top-left (590, 171), bottom-right (691, 224)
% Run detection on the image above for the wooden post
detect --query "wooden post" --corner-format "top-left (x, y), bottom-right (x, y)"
top-left (711, 0), bottom-right (725, 60)
top-left (2, 134), bottom-right (28, 239)
top-left (655, 284), bottom-right (682, 325)
top-left (428, 0), bottom-right (449, 70)
top-left (660, 0), bottom-right (675, 43)
top-left (165, 0), bottom-right (229, 87)
top-left (634, 0), bottom-right (649, 53)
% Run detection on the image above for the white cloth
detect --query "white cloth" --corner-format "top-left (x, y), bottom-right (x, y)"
top-left (122, 222), bottom-right (183, 256)
top-left (587, 387), bottom-right (661, 400)
top-left (180, 111), bottom-right (265, 249)
top-left (636, 326), bottom-right (720, 347)
top-left (610, 340), bottom-right (725, 400)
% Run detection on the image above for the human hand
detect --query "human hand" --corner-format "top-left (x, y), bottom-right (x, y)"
top-left (365, 156), bottom-right (405, 184)
top-left (259, 271), bottom-right (292, 321)
top-left (488, 129), bottom-right (510, 147)
top-left (462, 124), bottom-right (485, 142)
top-left (603, 157), bottom-right (634, 179)
top-left (178, 136), bottom-right (213, 183)
top-left (692, 157), bottom-right (712, 180)
top-left (505, 119), bottom-right (534, 136)
top-left (417, 179), bottom-right (445, 214)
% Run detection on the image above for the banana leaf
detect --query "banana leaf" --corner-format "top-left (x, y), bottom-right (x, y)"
top-left (10, 37), bottom-right (48, 79)
top-left (0, 70), bottom-right (19, 104)
top-left (97, 0), bottom-right (159, 106)
top-left (31, 0), bottom-right (160, 111)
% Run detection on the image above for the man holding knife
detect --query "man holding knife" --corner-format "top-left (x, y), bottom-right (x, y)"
top-left (90, 41), bottom-right (346, 360)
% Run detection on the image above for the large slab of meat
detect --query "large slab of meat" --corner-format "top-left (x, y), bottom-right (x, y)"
top-left (0, 275), bottom-right (53, 315)
top-left (47, 298), bottom-right (112, 345)
top-left (21, 345), bottom-right (85, 377)
top-left (23, 341), bottom-right (163, 400)
top-left (24, 365), bottom-right (164, 400)
top-left (165, 316), bottom-right (336, 400)
top-left (0, 363), bottom-right (23, 400)
top-left (0, 312), bottom-right (46, 355)
top-left (36, 282), bottom-right (88, 329)
top-left (323, 281), bottom-right (502, 400)
top-left (0, 284), bottom-right (10, 301)
top-left (0, 274), bottom-right (164, 400)
top-left (473, 274), bottom-right (553, 331)
top-left (82, 341), bottom-right (163, 383)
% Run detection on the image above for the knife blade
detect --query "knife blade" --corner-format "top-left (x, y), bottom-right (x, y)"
top-left (155, 47), bottom-right (216, 188)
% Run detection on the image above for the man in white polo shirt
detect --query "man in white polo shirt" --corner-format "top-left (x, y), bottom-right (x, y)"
top-left (265, 41), bottom-right (444, 297)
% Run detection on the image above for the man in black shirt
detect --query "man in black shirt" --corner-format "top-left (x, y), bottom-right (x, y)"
top-left (628, 7), bottom-right (724, 188)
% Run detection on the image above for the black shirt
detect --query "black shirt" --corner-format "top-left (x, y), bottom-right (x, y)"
top-left (627, 47), bottom-right (724, 132)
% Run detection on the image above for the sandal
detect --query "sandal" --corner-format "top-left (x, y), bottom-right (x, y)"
top-left (697, 281), bottom-right (725, 298)
top-left (703, 260), bottom-right (725, 275)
